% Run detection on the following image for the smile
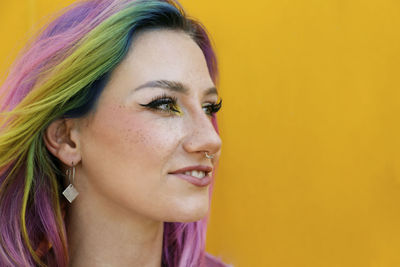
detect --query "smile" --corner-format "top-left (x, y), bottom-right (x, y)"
top-left (169, 165), bottom-right (213, 186)
top-left (184, 170), bottom-right (207, 179)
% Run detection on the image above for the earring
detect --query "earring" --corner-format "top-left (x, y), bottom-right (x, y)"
top-left (205, 152), bottom-right (214, 159)
top-left (62, 163), bottom-right (79, 203)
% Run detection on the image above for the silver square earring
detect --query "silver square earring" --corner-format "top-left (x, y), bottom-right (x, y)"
top-left (62, 163), bottom-right (79, 203)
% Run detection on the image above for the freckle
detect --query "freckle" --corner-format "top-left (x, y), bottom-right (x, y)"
top-left (136, 130), bottom-right (147, 143)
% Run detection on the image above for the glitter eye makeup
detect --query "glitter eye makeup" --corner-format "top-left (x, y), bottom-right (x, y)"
top-left (140, 94), bottom-right (222, 117)
top-left (139, 93), bottom-right (181, 114)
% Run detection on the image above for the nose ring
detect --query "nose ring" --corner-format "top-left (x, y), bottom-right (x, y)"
top-left (205, 152), bottom-right (214, 159)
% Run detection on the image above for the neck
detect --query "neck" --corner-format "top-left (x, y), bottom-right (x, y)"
top-left (65, 188), bottom-right (164, 267)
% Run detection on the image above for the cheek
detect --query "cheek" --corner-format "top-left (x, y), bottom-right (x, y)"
top-left (82, 104), bottom-right (183, 175)
top-left (121, 117), bottom-right (182, 163)
top-left (79, 105), bottom-right (195, 220)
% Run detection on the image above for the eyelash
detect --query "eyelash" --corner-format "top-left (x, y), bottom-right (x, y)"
top-left (202, 99), bottom-right (222, 116)
top-left (140, 94), bottom-right (222, 116)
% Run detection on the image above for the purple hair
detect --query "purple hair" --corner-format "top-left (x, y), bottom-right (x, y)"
top-left (0, 0), bottom-right (223, 266)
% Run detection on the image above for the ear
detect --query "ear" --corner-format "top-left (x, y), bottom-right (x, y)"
top-left (43, 118), bottom-right (82, 167)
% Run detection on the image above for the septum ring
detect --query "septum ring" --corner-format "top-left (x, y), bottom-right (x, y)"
top-left (205, 152), bottom-right (214, 159)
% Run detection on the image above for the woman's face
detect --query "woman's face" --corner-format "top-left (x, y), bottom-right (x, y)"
top-left (75, 29), bottom-right (222, 222)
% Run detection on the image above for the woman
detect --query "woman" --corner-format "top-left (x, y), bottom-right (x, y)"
top-left (0, 0), bottom-right (229, 266)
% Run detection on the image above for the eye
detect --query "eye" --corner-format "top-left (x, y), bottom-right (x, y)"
top-left (140, 94), bottom-right (181, 115)
top-left (202, 99), bottom-right (222, 116)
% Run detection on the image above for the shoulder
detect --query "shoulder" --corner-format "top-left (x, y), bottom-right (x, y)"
top-left (204, 252), bottom-right (233, 267)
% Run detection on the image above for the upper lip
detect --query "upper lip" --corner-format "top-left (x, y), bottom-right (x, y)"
top-left (169, 165), bottom-right (213, 175)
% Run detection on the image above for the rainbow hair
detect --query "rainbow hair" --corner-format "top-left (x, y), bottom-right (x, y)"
top-left (0, 0), bottom-right (219, 266)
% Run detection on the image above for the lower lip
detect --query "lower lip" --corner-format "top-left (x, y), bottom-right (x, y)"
top-left (170, 173), bottom-right (212, 187)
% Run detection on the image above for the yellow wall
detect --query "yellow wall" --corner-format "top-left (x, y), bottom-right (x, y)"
top-left (1, 1), bottom-right (400, 266)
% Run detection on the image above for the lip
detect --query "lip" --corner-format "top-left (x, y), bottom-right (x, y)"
top-left (169, 165), bottom-right (213, 187)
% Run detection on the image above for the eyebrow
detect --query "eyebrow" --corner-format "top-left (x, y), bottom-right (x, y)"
top-left (132, 80), bottom-right (218, 96)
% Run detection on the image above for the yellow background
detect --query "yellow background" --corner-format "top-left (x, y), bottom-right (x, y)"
top-left (1, 1), bottom-right (400, 266)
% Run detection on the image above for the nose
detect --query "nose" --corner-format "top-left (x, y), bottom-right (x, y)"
top-left (182, 111), bottom-right (222, 158)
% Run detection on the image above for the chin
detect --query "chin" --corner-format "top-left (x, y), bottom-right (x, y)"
top-left (165, 197), bottom-right (210, 223)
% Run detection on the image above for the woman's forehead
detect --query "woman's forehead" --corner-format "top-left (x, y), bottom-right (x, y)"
top-left (114, 29), bottom-right (214, 88)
